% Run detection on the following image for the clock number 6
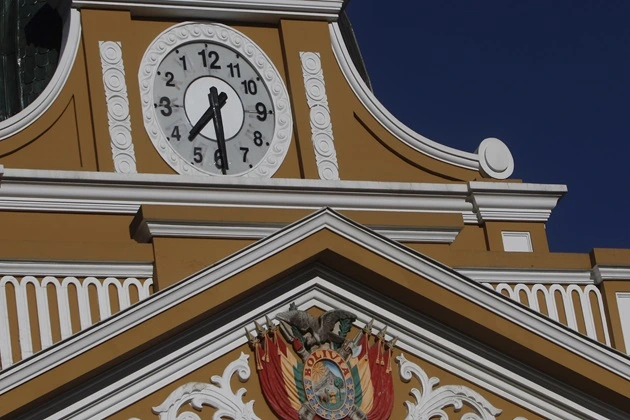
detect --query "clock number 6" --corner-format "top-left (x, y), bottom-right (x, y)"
top-left (214, 149), bottom-right (225, 170)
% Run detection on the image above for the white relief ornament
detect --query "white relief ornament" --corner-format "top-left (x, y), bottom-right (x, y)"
top-left (99, 41), bottom-right (137, 174)
top-left (152, 352), bottom-right (260, 420)
top-left (396, 354), bottom-right (502, 420)
top-left (299, 51), bottom-right (340, 181)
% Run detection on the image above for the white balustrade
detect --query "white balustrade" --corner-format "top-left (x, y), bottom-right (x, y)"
top-left (483, 283), bottom-right (610, 345)
top-left (0, 275), bottom-right (153, 369)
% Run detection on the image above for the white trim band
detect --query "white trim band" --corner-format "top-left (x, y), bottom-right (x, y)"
top-left (71, 0), bottom-right (345, 22)
top-left (133, 220), bottom-right (461, 244)
top-left (457, 268), bottom-right (594, 285)
top-left (593, 265), bottom-right (630, 284)
top-left (0, 261), bottom-right (153, 278)
top-left (0, 169), bottom-right (565, 223)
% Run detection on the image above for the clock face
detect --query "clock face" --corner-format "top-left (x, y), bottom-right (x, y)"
top-left (140, 23), bottom-right (292, 177)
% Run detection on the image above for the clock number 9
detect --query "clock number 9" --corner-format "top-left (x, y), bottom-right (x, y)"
top-left (255, 102), bottom-right (267, 121)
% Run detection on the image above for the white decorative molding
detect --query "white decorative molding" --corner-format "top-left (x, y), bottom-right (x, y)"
top-left (72, 0), bottom-right (344, 22)
top-left (456, 268), bottom-right (594, 285)
top-left (592, 265), bottom-right (630, 284)
top-left (19, 275), bottom-right (625, 419)
top-left (483, 283), bottom-right (610, 346)
top-left (133, 219), bottom-right (461, 244)
top-left (0, 168), bottom-right (569, 224)
top-left (0, 261), bottom-right (153, 278)
top-left (139, 22), bottom-right (292, 178)
top-left (468, 181), bottom-right (566, 223)
top-left (501, 231), bottom-right (533, 252)
top-left (0, 275), bottom-right (153, 369)
top-left (397, 354), bottom-right (502, 419)
top-left (300, 51), bottom-right (339, 180)
top-left (4, 209), bottom-right (630, 416)
top-left (616, 293), bottom-right (630, 355)
top-left (0, 9), bottom-right (81, 141)
top-left (152, 352), bottom-right (259, 419)
top-left (329, 23), bottom-right (514, 180)
top-left (99, 41), bottom-right (137, 174)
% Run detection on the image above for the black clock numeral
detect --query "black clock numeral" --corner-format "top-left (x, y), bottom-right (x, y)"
top-left (253, 131), bottom-right (263, 146)
top-left (241, 80), bottom-right (258, 95)
top-left (165, 72), bottom-right (175, 87)
top-left (228, 63), bottom-right (241, 78)
top-left (199, 50), bottom-right (221, 69)
top-left (255, 102), bottom-right (267, 121)
top-left (214, 148), bottom-right (225, 170)
top-left (240, 147), bottom-right (249, 162)
top-left (193, 147), bottom-right (203, 163)
top-left (171, 125), bottom-right (181, 141)
top-left (209, 51), bottom-right (220, 69)
top-left (159, 97), bottom-right (172, 116)
top-left (179, 56), bottom-right (187, 71)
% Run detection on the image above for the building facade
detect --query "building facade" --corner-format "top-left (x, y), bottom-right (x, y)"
top-left (0, 1), bottom-right (629, 418)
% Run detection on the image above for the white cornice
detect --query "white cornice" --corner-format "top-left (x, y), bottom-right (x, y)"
top-left (329, 23), bottom-right (514, 180)
top-left (468, 181), bottom-right (567, 223)
top-left (0, 168), bottom-right (566, 223)
top-left (0, 261), bottom-right (153, 278)
top-left (134, 220), bottom-right (461, 243)
top-left (18, 274), bottom-right (626, 420)
top-left (0, 9), bottom-right (81, 141)
top-left (457, 268), bottom-right (594, 285)
top-left (2, 209), bottom-right (629, 402)
top-left (71, 0), bottom-right (344, 22)
top-left (593, 265), bottom-right (630, 285)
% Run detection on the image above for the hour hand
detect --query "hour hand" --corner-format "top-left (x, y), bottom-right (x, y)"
top-left (187, 92), bottom-right (228, 141)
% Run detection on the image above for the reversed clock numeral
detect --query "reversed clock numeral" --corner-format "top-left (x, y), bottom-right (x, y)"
top-left (165, 72), bottom-right (175, 87)
top-left (255, 102), bottom-right (267, 121)
top-left (178, 56), bottom-right (187, 71)
top-left (228, 63), bottom-right (240, 78)
top-left (214, 148), bottom-right (225, 170)
top-left (193, 147), bottom-right (203, 163)
top-left (241, 80), bottom-right (257, 95)
top-left (199, 50), bottom-right (221, 69)
top-left (170, 125), bottom-right (181, 141)
top-left (159, 97), bottom-right (172, 116)
top-left (240, 147), bottom-right (249, 162)
top-left (253, 131), bottom-right (263, 146)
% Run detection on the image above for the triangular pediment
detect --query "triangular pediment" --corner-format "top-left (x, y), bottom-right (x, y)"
top-left (1, 209), bottom-right (629, 418)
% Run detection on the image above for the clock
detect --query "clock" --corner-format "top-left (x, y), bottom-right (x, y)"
top-left (139, 22), bottom-right (292, 177)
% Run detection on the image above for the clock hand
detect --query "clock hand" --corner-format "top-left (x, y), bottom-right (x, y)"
top-left (209, 86), bottom-right (229, 174)
top-left (187, 92), bottom-right (228, 141)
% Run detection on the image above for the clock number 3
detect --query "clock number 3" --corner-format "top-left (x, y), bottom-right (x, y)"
top-left (159, 97), bottom-right (172, 116)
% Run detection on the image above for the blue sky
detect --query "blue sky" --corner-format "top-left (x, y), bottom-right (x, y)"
top-left (346, 1), bottom-right (630, 253)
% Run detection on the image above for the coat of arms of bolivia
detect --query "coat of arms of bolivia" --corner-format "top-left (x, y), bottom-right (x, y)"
top-left (246, 304), bottom-right (395, 420)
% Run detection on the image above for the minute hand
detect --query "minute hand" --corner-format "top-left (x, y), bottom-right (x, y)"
top-left (209, 86), bottom-right (229, 174)
top-left (187, 92), bottom-right (227, 141)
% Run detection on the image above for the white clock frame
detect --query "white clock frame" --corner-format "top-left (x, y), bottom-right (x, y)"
top-left (139, 22), bottom-right (293, 177)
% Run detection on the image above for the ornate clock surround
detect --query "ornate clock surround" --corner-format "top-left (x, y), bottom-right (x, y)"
top-left (138, 22), bottom-right (293, 177)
